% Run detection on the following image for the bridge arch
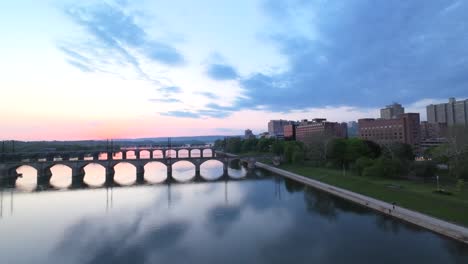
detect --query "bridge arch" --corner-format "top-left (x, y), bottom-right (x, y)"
top-left (81, 163), bottom-right (106, 186)
top-left (47, 163), bottom-right (72, 188)
top-left (190, 149), bottom-right (201, 158)
top-left (202, 148), bottom-right (213, 157)
top-left (199, 159), bottom-right (224, 180)
top-left (144, 161), bottom-right (167, 183)
top-left (113, 161), bottom-right (137, 186)
top-left (165, 149), bottom-right (177, 158)
top-left (178, 149), bottom-right (190, 158)
top-left (152, 150), bottom-right (164, 159)
top-left (14, 165), bottom-right (38, 190)
top-left (139, 150), bottom-right (151, 159)
top-left (171, 160), bottom-right (196, 182)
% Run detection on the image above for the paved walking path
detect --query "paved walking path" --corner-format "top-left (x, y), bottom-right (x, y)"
top-left (256, 162), bottom-right (468, 244)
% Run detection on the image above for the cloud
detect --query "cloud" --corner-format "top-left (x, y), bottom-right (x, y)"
top-left (60, 2), bottom-right (184, 80)
top-left (161, 111), bottom-right (200, 118)
top-left (197, 92), bottom-right (219, 99)
top-left (159, 86), bottom-right (182, 94)
top-left (206, 63), bottom-right (238, 80)
top-left (234, 0), bottom-right (468, 111)
top-left (149, 98), bottom-right (181, 103)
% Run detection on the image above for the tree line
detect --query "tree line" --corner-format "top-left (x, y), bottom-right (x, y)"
top-left (215, 130), bottom-right (468, 180)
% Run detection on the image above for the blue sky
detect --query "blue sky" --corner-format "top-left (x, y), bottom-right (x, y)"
top-left (1, 0), bottom-right (467, 140)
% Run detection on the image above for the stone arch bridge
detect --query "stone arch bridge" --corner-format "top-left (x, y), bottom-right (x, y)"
top-left (0, 147), bottom-right (257, 187)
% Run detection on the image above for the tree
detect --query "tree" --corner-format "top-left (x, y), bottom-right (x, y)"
top-left (241, 138), bottom-right (258, 153)
top-left (271, 140), bottom-right (285, 155)
top-left (355, 157), bottom-right (374, 176)
top-left (256, 138), bottom-right (273, 152)
top-left (225, 137), bottom-right (242, 153)
top-left (304, 134), bottom-right (333, 165)
top-left (327, 138), bottom-right (347, 168)
top-left (411, 161), bottom-right (437, 178)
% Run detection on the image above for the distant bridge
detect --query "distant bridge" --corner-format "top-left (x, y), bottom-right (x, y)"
top-left (0, 147), bottom-right (258, 187)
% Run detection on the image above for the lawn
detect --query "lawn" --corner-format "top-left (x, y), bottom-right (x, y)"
top-left (278, 163), bottom-right (468, 227)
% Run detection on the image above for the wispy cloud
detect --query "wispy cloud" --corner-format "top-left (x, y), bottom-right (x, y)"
top-left (59, 2), bottom-right (184, 83)
top-left (206, 63), bottom-right (238, 80)
top-left (197, 92), bottom-right (219, 100)
top-left (149, 98), bottom-right (181, 103)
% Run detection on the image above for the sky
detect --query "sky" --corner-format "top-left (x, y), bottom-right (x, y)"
top-left (1, 0), bottom-right (467, 140)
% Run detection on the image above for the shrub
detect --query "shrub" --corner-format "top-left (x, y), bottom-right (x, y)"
top-left (411, 161), bottom-right (437, 178)
top-left (355, 157), bottom-right (374, 176)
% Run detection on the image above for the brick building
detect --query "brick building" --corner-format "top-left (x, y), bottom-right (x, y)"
top-left (296, 119), bottom-right (348, 144)
top-left (358, 113), bottom-right (421, 146)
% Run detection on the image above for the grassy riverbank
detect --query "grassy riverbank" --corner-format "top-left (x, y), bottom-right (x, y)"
top-left (278, 163), bottom-right (468, 227)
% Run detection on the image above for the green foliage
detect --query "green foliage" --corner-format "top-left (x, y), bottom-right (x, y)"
top-left (256, 138), bottom-right (273, 152)
top-left (355, 157), bottom-right (374, 176)
top-left (362, 157), bottom-right (405, 178)
top-left (411, 161), bottom-right (437, 178)
top-left (456, 179), bottom-right (465, 193)
top-left (327, 138), bottom-right (347, 167)
top-left (241, 138), bottom-right (258, 153)
top-left (362, 140), bottom-right (381, 158)
top-left (282, 141), bottom-right (305, 164)
top-left (225, 137), bottom-right (242, 153)
top-left (271, 140), bottom-right (284, 155)
top-left (383, 142), bottom-right (414, 161)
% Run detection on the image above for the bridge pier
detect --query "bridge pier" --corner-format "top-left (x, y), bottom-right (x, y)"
top-left (105, 166), bottom-right (115, 186)
top-left (223, 162), bottom-right (228, 175)
top-left (195, 164), bottom-right (201, 177)
top-left (107, 152), bottom-right (113, 161)
top-left (167, 164), bottom-right (172, 180)
top-left (135, 150), bottom-right (140, 159)
top-left (136, 165), bottom-right (145, 184)
top-left (37, 166), bottom-right (52, 187)
top-left (71, 166), bottom-right (86, 188)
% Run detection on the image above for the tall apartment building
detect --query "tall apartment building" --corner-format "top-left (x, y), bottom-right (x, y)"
top-left (296, 118), bottom-right (348, 144)
top-left (380, 103), bottom-right (405, 119)
top-left (268, 120), bottom-right (294, 138)
top-left (427, 98), bottom-right (468, 126)
top-left (420, 121), bottom-right (447, 140)
top-left (244, 129), bottom-right (255, 140)
top-left (358, 113), bottom-right (421, 146)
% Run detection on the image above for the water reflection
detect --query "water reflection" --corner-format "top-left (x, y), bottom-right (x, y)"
top-left (9, 160), bottom-right (250, 191)
top-left (0, 170), bottom-right (467, 264)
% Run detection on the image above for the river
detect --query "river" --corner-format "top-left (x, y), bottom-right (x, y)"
top-left (0, 161), bottom-right (467, 264)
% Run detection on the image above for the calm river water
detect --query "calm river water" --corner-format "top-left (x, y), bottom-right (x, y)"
top-left (0, 161), bottom-right (467, 264)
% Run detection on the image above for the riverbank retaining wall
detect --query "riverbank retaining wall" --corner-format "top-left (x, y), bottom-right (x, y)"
top-left (256, 162), bottom-right (468, 245)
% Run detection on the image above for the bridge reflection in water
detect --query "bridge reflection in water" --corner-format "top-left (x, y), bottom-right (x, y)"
top-left (0, 148), bottom-right (258, 190)
top-left (1, 159), bottom-right (259, 192)
top-left (0, 168), bottom-right (279, 218)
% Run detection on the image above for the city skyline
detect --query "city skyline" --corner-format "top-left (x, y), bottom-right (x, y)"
top-left (2, 0), bottom-right (468, 140)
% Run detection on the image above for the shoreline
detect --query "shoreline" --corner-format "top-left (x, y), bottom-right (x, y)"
top-left (256, 162), bottom-right (468, 245)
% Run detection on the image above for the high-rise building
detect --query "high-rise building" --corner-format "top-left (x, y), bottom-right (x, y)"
top-left (427, 98), bottom-right (468, 126)
top-left (296, 119), bottom-right (348, 144)
top-left (283, 123), bottom-right (297, 141)
top-left (347, 121), bottom-right (359, 137)
top-left (420, 121), bottom-right (447, 140)
top-left (268, 120), bottom-right (294, 138)
top-left (244, 129), bottom-right (255, 140)
top-left (358, 113), bottom-right (421, 147)
top-left (380, 103), bottom-right (405, 119)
